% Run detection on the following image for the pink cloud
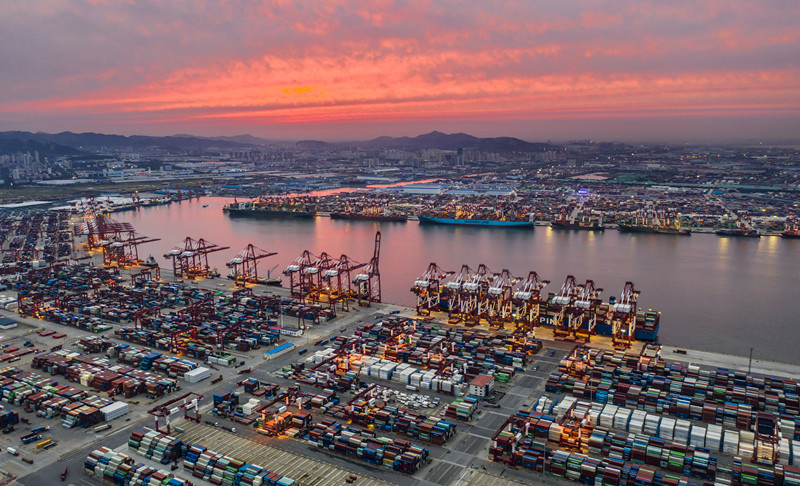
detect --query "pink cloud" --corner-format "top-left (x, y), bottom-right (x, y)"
top-left (1, 0), bottom-right (799, 139)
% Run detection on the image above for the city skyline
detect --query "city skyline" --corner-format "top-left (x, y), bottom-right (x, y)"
top-left (1, 1), bottom-right (799, 142)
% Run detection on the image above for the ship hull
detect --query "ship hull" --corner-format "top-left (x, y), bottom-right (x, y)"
top-left (781, 232), bottom-right (800, 239)
top-left (226, 208), bottom-right (315, 219)
top-left (550, 221), bottom-right (604, 231)
top-left (716, 229), bottom-right (760, 238)
top-left (330, 212), bottom-right (407, 222)
top-left (418, 216), bottom-right (534, 228)
top-left (618, 224), bottom-right (690, 235)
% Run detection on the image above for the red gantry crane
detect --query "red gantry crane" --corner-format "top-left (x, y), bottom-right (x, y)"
top-left (148, 392), bottom-right (202, 435)
top-left (163, 237), bottom-right (230, 279)
top-left (353, 231), bottom-right (382, 306)
top-left (226, 244), bottom-right (277, 287)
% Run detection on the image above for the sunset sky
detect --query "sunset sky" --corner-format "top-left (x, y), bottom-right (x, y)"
top-left (1, 1), bottom-right (799, 142)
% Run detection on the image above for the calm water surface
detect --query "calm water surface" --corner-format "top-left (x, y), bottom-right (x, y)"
top-left (117, 197), bottom-right (800, 363)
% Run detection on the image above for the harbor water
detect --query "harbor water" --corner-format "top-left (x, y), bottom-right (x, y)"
top-left (117, 197), bottom-right (800, 363)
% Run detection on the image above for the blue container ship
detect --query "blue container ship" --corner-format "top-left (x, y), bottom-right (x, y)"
top-left (418, 216), bottom-right (534, 228)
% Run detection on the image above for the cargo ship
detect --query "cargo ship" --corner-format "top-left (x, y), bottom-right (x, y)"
top-left (550, 218), bottom-right (604, 231)
top-left (715, 228), bottom-right (760, 238)
top-left (223, 200), bottom-right (315, 219)
top-left (715, 214), bottom-right (760, 238)
top-left (781, 217), bottom-right (800, 238)
top-left (617, 224), bottom-right (690, 235)
top-left (418, 216), bottom-right (534, 228)
top-left (330, 211), bottom-right (407, 222)
top-left (617, 208), bottom-right (690, 235)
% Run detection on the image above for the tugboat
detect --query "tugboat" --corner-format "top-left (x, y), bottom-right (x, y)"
top-left (143, 256), bottom-right (159, 268)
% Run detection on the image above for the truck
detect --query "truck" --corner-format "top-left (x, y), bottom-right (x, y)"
top-left (21, 434), bottom-right (41, 444)
top-left (31, 426), bottom-right (49, 434)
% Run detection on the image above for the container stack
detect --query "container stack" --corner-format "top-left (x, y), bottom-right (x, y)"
top-left (306, 419), bottom-right (430, 474)
top-left (85, 446), bottom-right (193, 485)
top-left (443, 396), bottom-right (479, 421)
top-left (128, 427), bottom-right (184, 464)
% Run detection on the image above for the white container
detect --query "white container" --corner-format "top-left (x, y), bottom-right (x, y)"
top-left (184, 367), bottom-right (211, 383)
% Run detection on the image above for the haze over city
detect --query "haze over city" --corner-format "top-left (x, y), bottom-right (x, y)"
top-left (2, 1), bottom-right (799, 143)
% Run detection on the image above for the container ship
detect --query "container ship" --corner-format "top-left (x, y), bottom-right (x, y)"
top-left (418, 216), bottom-right (534, 227)
top-left (781, 217), bottom-right (800, 238)
top-left (330, 205), bottom-right (407, 222)
top-left (617, 208), bottom-right (690, 236)
top-left (715, 214), bottom-right (760, 238)
top-left (550, 217), bottom-right (604, 231)
top-left (418, 205), bottom-right (533, 228)
top-left (715, 227), bottom-right (760, 238)
top-left (223, 199), bottom-right (315, 219)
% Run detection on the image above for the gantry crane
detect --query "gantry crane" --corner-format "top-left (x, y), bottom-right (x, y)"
top-left (551, 275), bottom-right (578, 340)
top-left (226, 244), bottom-right (277, 287)
top-left (572, 279), bottom-right (602, 342)
top-left (461, 264), bottom-right (493, 323)
top-left (163, 237), bottom-right (230, 279)
top-left (611, 281), bottom-right (639, 349)
top-left (511, 271), bottom-right (549, 334)
top-left (148, 392), bottom-right (202, 435)
top-left (354, 231), bottom-right (382, 306)
top-left (442, 265), bottom-right (473, 322)
top-left (410, 262), bottom-right (453, 315)
top-left (486, 269), bottom-right (515, 329)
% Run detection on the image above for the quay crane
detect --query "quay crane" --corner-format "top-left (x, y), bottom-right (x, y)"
top-left (163, 237), bottom-right (230, 279)
top-left (572, 279), bottom-right (602, 342)
top-left (463, 264), bottom-right (493, 325)
top-left (226, 244), bottom-right (277, 287)
top-left (284, 232), bottom-right (382, 309)
top-left (511, 271), bottom-right (549, 335)
top-left (486, 269), bottom-right (516, 330)
top-left (354, 231), bottom-right (383, 306)
top-left (611, 281), bottom-right (639, 349)
top-left (442, 265), bottom-right (473, 322)
top-left (411, 263), bottom-right (453, 315)
top-left (551, 275), bottom-right (578, 340)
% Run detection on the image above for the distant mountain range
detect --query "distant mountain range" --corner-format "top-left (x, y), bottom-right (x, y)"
top-left (0, 131), bottom-right (264, 155)
top-left (0, 130), bottom-right (555, 155)
top-left (0, 136), bottom-right (86, 157)
top-left (300, 131), bottom-right (555, 152)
